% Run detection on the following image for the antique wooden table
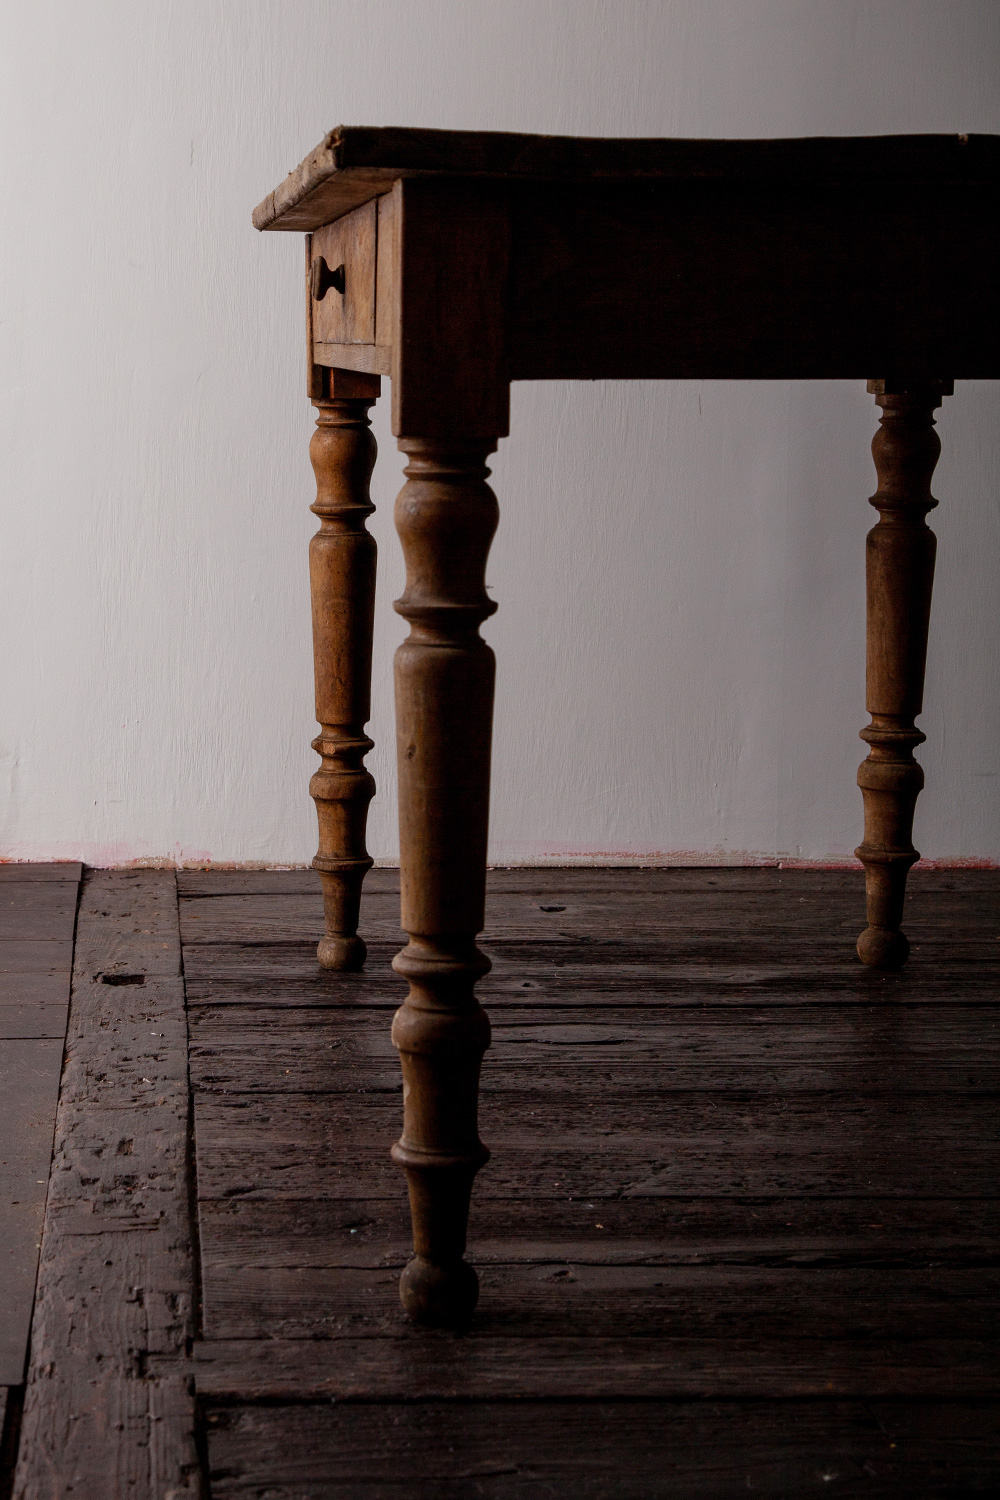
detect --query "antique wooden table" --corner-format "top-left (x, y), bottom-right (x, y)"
top-left (254, 127), bottom-right (999, 1327)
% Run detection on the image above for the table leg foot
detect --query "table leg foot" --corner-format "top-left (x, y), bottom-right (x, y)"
top-left (316, 928), bottom-right (367, 973)
top-left (857, 909), bottom-right (911, 971)
top-left (399, 1254), bottom-right (480, 1326)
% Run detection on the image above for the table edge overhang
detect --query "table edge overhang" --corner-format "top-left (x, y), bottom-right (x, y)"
top-left (253, 126), bottom-right (1000, 232)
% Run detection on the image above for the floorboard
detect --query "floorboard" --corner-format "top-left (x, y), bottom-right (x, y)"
top-left (197, 1194), bottom-right (1000, 1269)
top-left (183, 868), bottom-right (1000, 1496)
top-left (11, 870), bottom-right (199, 1500)
top-left (194, 1263), bottom-right (1000, 1343)
top-left (0, 864), bottom-right (82, 884)
top-left (0, 865), bottom-right (80, 1390)
top-left (175, 865), bottom-right (1000, 895)
top-left (204, 1399), bottom-right (1000, 1498)
top-left (8, 867), bottom-right (999, 1495)
top-left (186, 1004), bottom-right (1000, 1096)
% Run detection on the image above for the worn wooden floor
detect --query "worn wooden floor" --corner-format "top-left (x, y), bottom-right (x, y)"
top-left (7, 866), bottom-right (1000, 1497)
top-left (0, 861), bottom-right (80, 1455)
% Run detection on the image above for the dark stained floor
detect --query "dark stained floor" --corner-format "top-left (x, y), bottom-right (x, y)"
top-left (0, 863), bottom-right (79, 1407)
top-left (8, 866), bottom-right (1000, 1497)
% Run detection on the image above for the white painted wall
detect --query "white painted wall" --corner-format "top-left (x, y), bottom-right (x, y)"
top-left (0, 0), bottom-right (997, 867)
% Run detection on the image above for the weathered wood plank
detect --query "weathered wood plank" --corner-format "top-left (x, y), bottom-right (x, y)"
top-left (183, 950), bottom-right (1000, 1009)
top-left (0, 942), bottom-right (72, 977)
top-left (178, 868), bottom-right (822, 900)
top-left (186, 1004), bottom-right (1000, 1094)
top-left (178, 869), bottom-right (394, 898)
top-left (12, 871), bottom-right (199, 1500)
top-left (0, 1040), bottom-right (64, 1384)
top-left (0, 973), bottom-right (74, 1009)
top-left (186, 978), bottom-right (1000, 1009)
top-left (0, 957), bottom-right (72, 1038)
top-left (0, 886), bottom-right (77, 941)
top-left (197, 1195), bottom-right (1000, 1271)
top-left (180, 941), bottom-right (1000, 1004)
top-left (0, 1001), bottom-right (69, 1041)
top-left (189, 1001), bottom-right (1000, 1049)
top-left (181, 866), bottom-right (1000, 1487)
top-left (178, 882), bottom-right (996, 914)
top-left (176, 866), bottom-right (1000, 900)
top-left (180, 867), bottom-right (822, 901)
top-left (176, 887), bottom-right (999, 947)
top-left (180, 893), bottom-right (397, 945)
top-left (198, 1260), bottom-right (1000, 1343)
top-left (192, 1336), bottom-right (999, 1403)
top-left (0, 865), bottom-right (82, 884)
top-left (191, 1052), bottom-right (999, 1096)
top-left (496, 867), bottom-right (999, 893)
top-left (205, 1397), bottom-right (1000, 1496)
top-left (188, 997), bottom-right (1000, 1032)
top-left (193, 1093), bottom-right (999, 1201)
top-left (0, 864), bottom-right (79, 1392)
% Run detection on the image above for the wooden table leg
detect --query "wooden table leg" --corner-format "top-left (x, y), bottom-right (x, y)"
top-left (389, 438), bottom-right (498, 1326)
top-left (856, 378), bottom-right (953, 970)
top-left (308, 371), bottom-right (381, 970)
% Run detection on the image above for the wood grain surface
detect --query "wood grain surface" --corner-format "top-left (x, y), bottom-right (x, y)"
top-left (0, 865), bottom-right (79, 1390)
top-left (306, 390), bottom-right (379, 970)
top-left (206, 1398), bottom-right (1000, 1498)
top-left (0, 1042), bottom-right (64, 1385)
top-left (253, 127), bottom-right (1000, 232)
top-left (10, 869), bottom-right (996, 1493)
top-left (184, 868), bottom-right (1000, 1496)
top-left (197, 1195), bottom-right (1000, 1270)
top-left (0, 865), bottom-right (82, 885)
top-left (855, 382), bottom-right (950, 971)
top-left (12, 871), bottom-right (199, 1500)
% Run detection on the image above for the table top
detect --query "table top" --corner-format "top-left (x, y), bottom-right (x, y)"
top-left (254, 126), bottom-right (1000, 232)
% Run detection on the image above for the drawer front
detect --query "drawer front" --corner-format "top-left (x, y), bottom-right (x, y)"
top-left (310, 199), bottom-right (377, 346)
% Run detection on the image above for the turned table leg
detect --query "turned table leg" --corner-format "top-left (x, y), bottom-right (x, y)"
top-left (389, 439), bottom-right (498, 1326)
top-left (308, 379), bottom-right (380, 971)
top-left (856, 378), bottom-right (952, 969)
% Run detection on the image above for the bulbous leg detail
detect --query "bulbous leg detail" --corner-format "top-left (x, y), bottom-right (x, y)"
top-left (308, 394), bottom-right (379, 970)
top-left (390, 440), bottom-right (499, 1325)
top-left (855, 380), bottom-right (951, 969)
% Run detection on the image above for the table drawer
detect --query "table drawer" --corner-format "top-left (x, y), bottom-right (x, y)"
top-left (309, 199), bottom-right (377, 346)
